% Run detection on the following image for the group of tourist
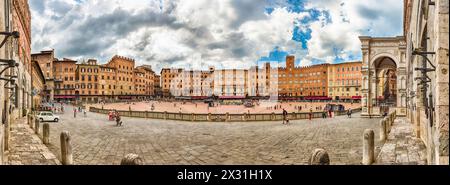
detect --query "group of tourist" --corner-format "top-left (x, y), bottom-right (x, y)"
top-left (73, 106), bottom-right (87, 118)
top-left (108, 110), bottom-right (122, 126)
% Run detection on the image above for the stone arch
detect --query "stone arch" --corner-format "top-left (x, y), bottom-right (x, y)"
top-left (359, 36), bottom-right (406, 117)
top-left (370, 53), bottom-right (400, 69)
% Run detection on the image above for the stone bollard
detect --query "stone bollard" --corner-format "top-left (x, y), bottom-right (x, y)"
top-left (383, 118), bottom-right (389, 133)
top-left (34, 118), bottom-right (40, 134)
top-left (362, 129), bottom-right (375, 165)
top-left (208, 113), bottom-right (212, 121)
top-left (164, 111), bottom-right (167, 120)
top-left (43, 123), bottom-right (50, 145)
top-left (271, 112), bottom-right (275, 121)
top-left (121, 153), bottom-right (143, 165)
top-left (60, 131), bottom-right (73, 165)
top-left (242, 113), bottom-right (247, 122)
top-left (4, 119), bottom-right (10, 151)
top-left (380, 119), bottom-right (387, 141)
top-left (191, 113), bottom-right (195, 122)
top-left (309, 148), bottom-right (330, 165)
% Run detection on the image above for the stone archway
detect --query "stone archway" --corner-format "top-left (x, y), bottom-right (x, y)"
top-left (359, 36), bottom-right (407, 117)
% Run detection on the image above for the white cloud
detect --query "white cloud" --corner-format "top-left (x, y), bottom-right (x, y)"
top-left (304, 0), bottom-right (403, 62)
top-left (30, 0), bottom-right (403, 73)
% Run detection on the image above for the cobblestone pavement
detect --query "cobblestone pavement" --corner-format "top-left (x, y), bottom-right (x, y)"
top-left (45, 106), bottom-right (382, 165)
top-left (6, 118), bottom-right (61, 165)
top-left (375, 117), bottom-right (427, 165)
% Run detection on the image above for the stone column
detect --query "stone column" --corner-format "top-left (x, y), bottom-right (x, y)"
top-left (380, 119), bottom-right (387, 141)
top-left (0, 124), bottom-right (4, 164)
top-left (121, 153), bottom-right (143, 165)
top-left (362, 129), bottom-right (375, 165)
top-left (60, 131), bottom-right (73, 165)
top-left (43, 123), bottom-right (50, 145)
top-left (4, 118), bottom-right (10, 151)
top-left (34, 118), bottom-right (40, 134)
top-left (309, 149), bottom-right (330, 165)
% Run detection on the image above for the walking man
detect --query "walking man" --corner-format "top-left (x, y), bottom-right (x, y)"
top-left (347, 108), bottom-right (352, 118)
top-left (73, 108), bottom-right (77, 118)
top-left (116, 112), bottom-right (122, 127)
top-left (309, 108), bottom-right (313, 120)
top-left (282, 109), bottom-right (288, 125)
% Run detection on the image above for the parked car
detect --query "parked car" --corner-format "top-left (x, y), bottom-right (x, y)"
top-left (37, 112), bottom-right (60, 122)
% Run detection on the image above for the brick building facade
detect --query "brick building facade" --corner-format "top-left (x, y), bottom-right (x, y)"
top-left (1, 0), bottom-right (32, 163)
top-left (161, 56), bottom-right (362, 101)
top-left (31, 61), bottom-right (45, 110)
top-left (31, 51), bottom-right (159, 103)
top-left (328, 62), bottom-right (363, 101)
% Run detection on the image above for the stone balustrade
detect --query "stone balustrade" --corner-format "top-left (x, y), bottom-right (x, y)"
top-left (90, 107), bottom-right (362, 122)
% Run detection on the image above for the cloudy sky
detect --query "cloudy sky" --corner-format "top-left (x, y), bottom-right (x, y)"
top-left (30, 0), bottom-right (403, 74)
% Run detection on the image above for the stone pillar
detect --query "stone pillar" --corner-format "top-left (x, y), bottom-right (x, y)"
top-left (4, 119), bottom-right (10, 151)
top-left (380, 119), bottom-right (387, 141)
top-left (242, 113), bottom-right (247, 121)
top-left (191, 113), bottom-right (195, 122)
top-left (309, 149), bottom-right (330, 165)
top-left (60, 131), bottom-right (73, 165)
top-left (0, 125), bottom-right (4, 164)
top-left (271, 112), bottom-right (275, 121)
top-left (121, 153), bottom-right (143, 165)
top-left (362, 129), bottom-right (375, 165)
top-left (208, 113), bottom-right (212, 122)
top-left (34, 118), bottom-right (40, 134)
top-left (386, 117), bottom-right (391, 133)
top-left (43, 123), bottom-right (50, 145)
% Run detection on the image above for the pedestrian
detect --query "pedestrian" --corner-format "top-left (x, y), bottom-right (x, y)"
top-left (322, 110), bottom-right (327, 119)
top-left (73, 108), bottom-right (77, 118)
top-left (116, 113), bottom-right (122, 127)
top-left (282, 109), bottom-right (288, 125)
top-left (328, 108), bottom-right (332, 118)
top-left (309, 108), bottom-right (313, 120)
top-left (84, 109), bottom-right (87, 117)
top-left (347, 108), bottom-right (352, 118)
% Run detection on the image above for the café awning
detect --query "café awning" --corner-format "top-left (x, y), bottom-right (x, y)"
top-left (304, 96), bottom-right (332, 100)
top-left (54, 95), bottom-right (77, 99)
top-left (219, 96), bottom-right (246, 99)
